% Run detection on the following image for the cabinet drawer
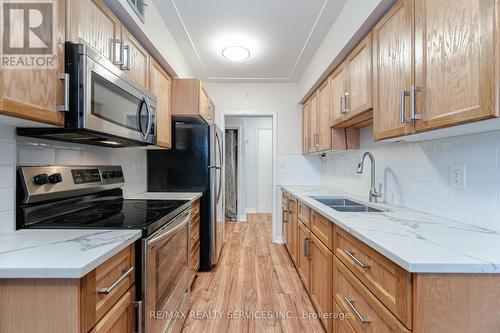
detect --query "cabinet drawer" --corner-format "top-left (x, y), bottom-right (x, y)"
top-left (335, 228), bottom-right (412, 328)
top-left (311, 210), bottom-right (334, 251)
top-left (90, 286), bottom-right (135, 333)
top-left (81, 244), bottom-right (135, 332)
top-left (334, 258), bottom-right (410, 333)
top-left (298, 201), bottom-right (310, 228)
top-left (333, 301), bottom-right (356, 333)
top-left (191, 199), bottom-right (200, 217)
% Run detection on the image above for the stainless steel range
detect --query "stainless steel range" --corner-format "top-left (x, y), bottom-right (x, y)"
top-left (17, 165), bottom-right (192, 333)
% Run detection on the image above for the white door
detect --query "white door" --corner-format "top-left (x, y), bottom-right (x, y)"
top-left (256, 129), bottom-right (273, 213)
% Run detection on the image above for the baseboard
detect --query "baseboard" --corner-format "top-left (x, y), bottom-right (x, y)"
top-left (237, 214), bottom-right (247, 222)
top-left (246, 208), bottom-right (256, 214)
top-left (273, 236), bottom-right (285, 244)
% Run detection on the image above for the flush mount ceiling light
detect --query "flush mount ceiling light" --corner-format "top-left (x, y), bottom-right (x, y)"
top-left (222, 46), bottom-right (250, 62)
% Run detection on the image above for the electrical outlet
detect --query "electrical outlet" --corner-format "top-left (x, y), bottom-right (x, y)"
top-left (450, 165), bottom-right (466, 189)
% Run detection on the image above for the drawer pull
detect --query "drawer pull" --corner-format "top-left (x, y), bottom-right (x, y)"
top-left (344, 297), bottom-right (370, 324)
top-left (345, 250), bottom-right (369, 269)
top-left (98, 267), bottom-right (134, 295)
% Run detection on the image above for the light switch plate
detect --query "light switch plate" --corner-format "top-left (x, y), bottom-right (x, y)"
top-left (450, 165), bottom-right (466, 189)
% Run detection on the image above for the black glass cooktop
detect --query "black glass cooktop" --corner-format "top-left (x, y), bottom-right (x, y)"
top-left (27, 199), bottom-right (190, 236)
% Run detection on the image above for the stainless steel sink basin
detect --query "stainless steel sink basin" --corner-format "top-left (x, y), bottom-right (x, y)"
top-left (310, 196), bottom-right (385, 213)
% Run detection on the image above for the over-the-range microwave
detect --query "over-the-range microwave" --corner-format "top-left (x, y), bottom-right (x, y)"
top-left (18, 42), bottom-right (157, 147)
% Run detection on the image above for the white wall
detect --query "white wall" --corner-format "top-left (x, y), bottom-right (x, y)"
top-left (226, 116), bottom-right (273, 219)
top-left (321, 126), bottom-right (500, 232)
top-left (298, 0), bottom-right (392, 99)
top-left (0, 126), bottom-right (147, 234)
top-left (105, 0), bottom-right (193, 77)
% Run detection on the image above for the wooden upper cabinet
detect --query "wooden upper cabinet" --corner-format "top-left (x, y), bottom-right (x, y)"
top-left (373, 0), bottom-right (415, 140)
top-left (0, 0), bottom-right (65, 126)
top-left (413, 0), bottom-right (498, 132)
top-left (333, 33), bottom-right (374, 128)
top-left (302, 101), bottom-right (310, 153)
top-left (149, 58), bottom-right (172, 149)
top-left (330, 64), bottom-right (347, 126)
top-left (308, 94), bottom-right (319, 152)
top-left (172, 79), bottom-right (214, 123)
top-left (67, 0), bottom-right (122, 65)
top-left (317, 80), bottom-right (332, 151)
top-left (122, 27), bottom-right (149, 89)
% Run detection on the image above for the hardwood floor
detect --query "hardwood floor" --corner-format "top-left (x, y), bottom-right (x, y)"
top-left (182, 213), bottom-right (325, 333)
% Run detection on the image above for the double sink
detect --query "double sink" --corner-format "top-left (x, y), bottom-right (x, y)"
top-left (311, 197), bottom-right (385, 213)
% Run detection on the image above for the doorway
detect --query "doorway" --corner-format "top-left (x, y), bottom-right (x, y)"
top-left (223, 115), bottom-right (273, 222)
top-left (224, 129), bottom-right (238, 221)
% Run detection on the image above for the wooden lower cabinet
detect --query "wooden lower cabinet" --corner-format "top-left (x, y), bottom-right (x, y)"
top-left (90, 287), bottom-right (135, 333)
top-left (296, 219), bottom-right (311, 291)
top-left (0, 244), bottom-right (137, 333)
top-left (189, 199), bottom-right (201, 286)
top-left (309, 232), bottom-right (333, 332)
top-left (287, 197), bottom-right (298, 265)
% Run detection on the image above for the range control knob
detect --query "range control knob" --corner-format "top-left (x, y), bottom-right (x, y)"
top-left (102, 171), bottom-right (115, 179)
top-left (48, 173), bottom-right (63, 184)
top-left (33, 174), bottom-right (49, 186)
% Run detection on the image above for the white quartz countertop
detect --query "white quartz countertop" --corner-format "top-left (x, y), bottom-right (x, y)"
top-left (282, 185), bottom-right (500, 273)
top-left (126, 192), bottom-right (202, 201)
top-left (0, 229), bottom-right (141, 278)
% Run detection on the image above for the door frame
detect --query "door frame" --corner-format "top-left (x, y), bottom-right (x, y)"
top-left (221, 111), bottom-right (280, 243)
top-left (255, 128), bottom-right (273, 214)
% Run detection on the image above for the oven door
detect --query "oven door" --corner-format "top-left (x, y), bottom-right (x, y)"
top-left (83, 52), bottom-right (156, 144)
top-left (144, 209), bottom-right (190, 333)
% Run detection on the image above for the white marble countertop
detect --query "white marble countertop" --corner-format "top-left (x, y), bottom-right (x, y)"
top-left (0, 229), bottom-right (141, 278)
top-left (282, 185), bottom-right (500, 273)
top-left (126, 192), bottom-right (202, 201)
top-left (0, 192), bottom-right (202, 279)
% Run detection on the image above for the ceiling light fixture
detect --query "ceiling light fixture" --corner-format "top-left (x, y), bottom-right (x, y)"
top-left (222, 46), bottom-right (250, 62)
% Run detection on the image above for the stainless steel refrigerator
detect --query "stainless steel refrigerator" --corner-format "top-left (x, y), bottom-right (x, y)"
top-left (147, 116), bottom-right (224, 270)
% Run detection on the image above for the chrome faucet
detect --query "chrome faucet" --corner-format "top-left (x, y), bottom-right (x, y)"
top-left (356, 152), bottom-right (382, 203)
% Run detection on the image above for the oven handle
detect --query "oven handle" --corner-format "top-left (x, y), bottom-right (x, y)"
top-left (148, 210), bottom-right (190, 245)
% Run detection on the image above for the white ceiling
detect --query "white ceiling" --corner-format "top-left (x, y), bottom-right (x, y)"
top-left (152, 0), bottom-right (347, 82)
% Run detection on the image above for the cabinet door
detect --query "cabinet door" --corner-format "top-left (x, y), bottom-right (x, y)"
top-left (122, 27), bottom-right (149, 88)
top-left (317, 80), bottom-right (332, 151)
top-left (297, 220), bottom-right (311, 291)
top-left (68, 0), bottom-right (121, 65)
top-left (345, 32), bottom-right (373, 118)
top-left (90, 287), bottom-right (136, 333)
top-left (149, 58), bottom-right (172, 148)
top-left (288, 198), bottom-right (298, 265)
top-left (0, 0), bottom-right (65, 126)
top-left (199, 87), bottom-right (211, 123)
top-left (308, 94), bottom-right (319, 152)
top-left (208, 100), bottom-right (215, 123)
top-left (302, 101), bottom-right (310, 153)
top-left (372, 0), bottom-right (415, 140)
top-left (330, 64), bottom-right (347, 126)
top-left (414, 0), bottom-right (498, 132)
top-left (282, 195), bottom-right (290, 246)
top-left (309, 233), bottom-right (333, 333)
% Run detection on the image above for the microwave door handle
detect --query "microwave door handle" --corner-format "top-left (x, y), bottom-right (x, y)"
top-left (144, 97), bottom-right (153, 140)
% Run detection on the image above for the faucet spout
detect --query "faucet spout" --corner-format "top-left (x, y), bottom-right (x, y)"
top-left (357, 152), bottom-right (382, 203)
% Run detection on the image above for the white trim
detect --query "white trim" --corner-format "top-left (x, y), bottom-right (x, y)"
top-left (273, 236), bottom-right (285, 244)
top-left (221, 111), bottom-right (279, 244)
top-left (246, 208), bottom-right (256, 214)
top-left (237, 214), bottom-right (247, 222)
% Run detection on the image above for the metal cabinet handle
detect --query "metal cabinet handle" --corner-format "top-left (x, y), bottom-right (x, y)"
top-left (305, 238), bottom-right (312, 260)
top-left (410, 84), bottom-right (423, 121)
top-left (400, 90), bottom-right (411, 123)
top-left (314, 133), bottom-right (320, 148)
top-left (303, 237), bottom-right (308, 257)
top-left (58, 73), bottom-right (69, 112)
top-left (98, 267), bottom-right (134, 294)
top-left (343, 92), bottom-right (350, 113)
top-left (340, 95), bottom-right (346, 114)
top-left (113, 39), bottom-right (124, 65)
top-left (122, 44), bottom-right (131, 70)
top-left (345, 250), bottom-right (369, 269)
top-left (133, 300), bottom-right (143, 333)
top-left (344, 297), bottom-right (370, 324)
top-left (283, 207), bottom-right (288, 222)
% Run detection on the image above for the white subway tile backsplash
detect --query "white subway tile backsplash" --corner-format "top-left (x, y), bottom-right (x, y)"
top-left (18, 147), bottom-right (56, 165)
top-left (0, 188), bottom-right (14, 212)
top-left (0, 210), bottom-right (14, 234)
top-left (322, 126), bottom-right (500, 231)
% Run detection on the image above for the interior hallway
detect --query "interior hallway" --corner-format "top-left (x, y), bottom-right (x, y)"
top-left (182, 214), bottom-right (325, 332)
